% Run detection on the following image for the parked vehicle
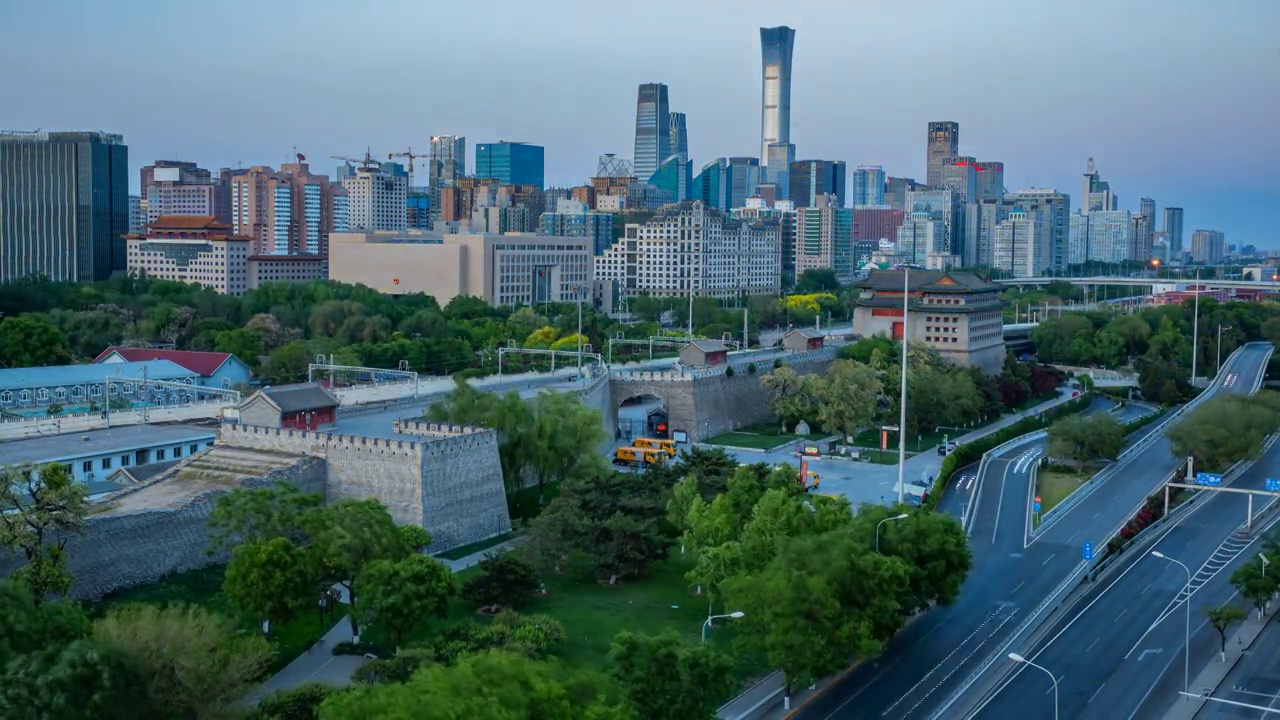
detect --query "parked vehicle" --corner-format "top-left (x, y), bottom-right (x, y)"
top-left (632, 437), bottom-right (678, 457)
top-left (612, 446), bottom-right (668, 469)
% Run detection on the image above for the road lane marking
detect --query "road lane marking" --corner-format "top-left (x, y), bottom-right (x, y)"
top-left (1042, 553), bottom-right (1055, 566)
top-left (1089, 682), bottom-right (1107, 704)
top-left (1140, 582), bottom-right (1151, 596)
top-left (1087, 637), bottom-right (1100, 653)
top-left (992, 460), bottom-right (1012, 544)
top-left (1046, 676), bottom-right (1062, 695)
top-left (1066, 530), bottom-right (1079, 542)
top-left (1012, 581), bottom-right (1025, 595)
top-left (1116, 608), bottom-right (1127, 621)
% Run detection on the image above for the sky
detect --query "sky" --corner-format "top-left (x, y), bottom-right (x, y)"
top-left (3, 0), bottom-right (1277, 248)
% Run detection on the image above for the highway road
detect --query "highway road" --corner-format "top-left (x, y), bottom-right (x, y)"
top-left (788, 344), bottom-right (1271, 720)
top-left (970, 354), bottom-right (1278, 719)
top-left (1195, 611), bottom-right (1280, 718)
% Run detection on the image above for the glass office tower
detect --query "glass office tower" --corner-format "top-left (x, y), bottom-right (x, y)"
top-left (474, 141), bottom-right (545, 188)
top-left (760, 26), bottom-right (796, 167)
top-left (632, 83), bottom-right (671, 184)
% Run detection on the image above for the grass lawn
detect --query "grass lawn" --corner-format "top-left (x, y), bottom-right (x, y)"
top-left (87, 565), bottom-right (330, 675)
top-left (435, 532), bottom-right (513, 561)
top-left (1034, 465), bottom-right (1102, 525)
top-left (507, 482), bottom-right (562, 522)
top-left (704, 432), bottom-right (800, 450)
top-left (391, 553), bottom-right (768, 689)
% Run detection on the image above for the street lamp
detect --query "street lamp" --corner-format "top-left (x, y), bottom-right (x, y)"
top-left (1217, 324), bottom-right (1232, 377)
top-left (1152, 551), bottom-right (1192, 699)
top-left (1190, 269), bottom-right (1200, 385)
top-left (701, 610), bottom-right (745, 643)
top-left (897, 266), bottom-right (910, 505)
top-left (876, 513), bottom-right (909, 553)
top-left (1008, 653), bottom-right (1058, 720)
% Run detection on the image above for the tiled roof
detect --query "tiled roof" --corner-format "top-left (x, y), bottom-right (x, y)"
top-left (257, 382), bottom-right (339, 413)
top-left (787, 328), bottom-right (825, 339)
top-left (93, 347), bottom-right (239, 378)
top-left (0, 424), bottom-right (215, 466)
top-left (854, 269), bottom-right (1001, 293)
top-left (0, 360), bottom-right (197, 391)
top-left (146, 215), bottom-right (230, 230)
top-left (687, 339), bottom-right (729, 353)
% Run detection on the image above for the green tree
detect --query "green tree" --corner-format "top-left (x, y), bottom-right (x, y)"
top-left (0, 463), bottom-right (89, 604)
top-left (1048, 412), bottom-right (1124, 469)
top-left (207, 481), bottom-right (322, 550)
top-left (608, 631), bottom-right (733, 720)
top-left (45, 403), bottom-right (64, 416)
top-left (224, 537), bottom-right (316, 634)
top-left (360, 554), bottom-right (456, 648)
top-left (213, 328), bottom-right (266, 367)
top-left (761, 366), bottom-right (821, 432)
top-left (304, 500), bottom-right (410, 641)
top-left (399, 525), bottom-right (433, 553)
top-left (260, 340), bottom-right (316, 385)
top-left (528, 391), bottom-right (607, 502)
top-left (816, 360), bottom-right (882, 442)
top-left (1166, 393), bottom-right (1280, 472)
top-left (461, 551), bottom-right (542, 612)
top-left (0, 580), bottom-right (91, 665)
top-left (794, 269), bottom-right (841, 293)
top-left (1206, 604), bottom-right (1247, 662)
top-left (524, 326), bottom-right (560, 349)
top-left (0, 315), bottom-right (70, 367)
top-left (94, 603), bottom-right (271, 719)
top-left (255, 682), bottom-right (341, 720)
top-left (549, 333), bottom-right (589, 353)
top-left (853, 506), bottom-right (972, 613)
top-left (318, 650), bottom-right (633, 720)
top-left (1229, 557), bottom-right (1278, 620)
top-left (0, 638), bottom-right (152, 720)
top-left (725, 529), bottom-right (910, 709)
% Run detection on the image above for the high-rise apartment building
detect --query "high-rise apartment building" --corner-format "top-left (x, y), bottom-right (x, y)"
top-left (1067, 213), bottom-right (1090, 267)
top-left (230, 163), bottom-right (349, 255)
top-left (965, 198), bottom-right (1017, 268)
top-left (1073, 210), bottom-right (1133, 264)
top-left (341, 166), bottom-right (406, 233)
top-left (732, 198), bottom-right (796, 286)
top-left (1190, 230), bottom-right (1226, 264)
top-left (1163, 207), bottom-right (1184, 254)
top-left (795, 195), bottom-right (854, 283)
top-left (992, 211), bottom-right (1040, 277)
top-left (669, 112), bottom-right (688, 158)
top-left (885, 177), bottom-right (925, 211)
top-left (760, 27), bottom-right (796, 168)
top-left (428, 135), bottom-right (465, 222)
top-left (406, 191), bottom-right (431, 230)
top-left (1081, 158), bottom-right (1116, 212)
top-left (475, 142), bottom-right (545, 188)
top-left (128, 195), bottom-right (145, 234)
top-left (1009, 189), bottom-right (1070, 271)
top-left (852, 165), bottom-right (886, 206)
top-left (926, 122), bottom-right (959, 187)
top-left (1139, 198), bottom-right (1156, 225)
top-left (974, 161), bottom-right (1005, 201)
top-left (0, 130), bottom-right (129, 282)
top-left (595, 201), bottom-right (783, 300)
top-left (141, 160), bottom-right (230, 224)
top-left (1130, 213), bottom-right (1153, 262)
top-left (633, 83), bottom-right (671, 183)
top-left (789, 159), bottom-right (846, 208)
top-left (895, 212), bottom-right (940, 266)
top-left (765, 142), bottom-right (795, 201)
top-left (539, 199), bottom-right (614, 256)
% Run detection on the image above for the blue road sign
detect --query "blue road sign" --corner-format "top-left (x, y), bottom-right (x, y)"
top-left (1196, 472), bottom-right (1223, 487)
top-left (1083, 542), bottom-right (1094, 561)
top-left (1267, 479), bottom-right (1280, 493)
top-left (1033, 502), bottom-right (1042, 513)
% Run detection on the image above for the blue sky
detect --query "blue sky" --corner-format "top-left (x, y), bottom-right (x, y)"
top-left (3, 0), bottom-right (1276, 247)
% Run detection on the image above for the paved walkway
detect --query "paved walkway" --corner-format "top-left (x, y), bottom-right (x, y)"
top-left (1164, 603), bottom-right (1279, 720)
top-left (245, 538), bottom-right (515, 704)
top-left (715, 391), bottom-right (1079, 720)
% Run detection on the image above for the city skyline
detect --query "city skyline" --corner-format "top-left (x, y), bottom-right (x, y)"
top-left (2, 0), bottom-right (1276, 247)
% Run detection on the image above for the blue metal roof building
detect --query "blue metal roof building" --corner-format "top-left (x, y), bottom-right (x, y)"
top-left (0, 360), bottom-right (200, 416)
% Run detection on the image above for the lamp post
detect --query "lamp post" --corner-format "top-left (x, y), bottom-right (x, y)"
top-left (1008, 653), bottom-right (1058, 720)
top-left (701, 610), bottom-right (745, 643)
top-left (1190, 269), bottom-right (1200, 385)
top-left (1217, 324), bottom-right (1232, 377)
top-left (876, 513), bottom-right (909, 553)
top-left (897, 266), bottom-right (910, 505)
top-left (1152, 551), bottom-right (1192, 699)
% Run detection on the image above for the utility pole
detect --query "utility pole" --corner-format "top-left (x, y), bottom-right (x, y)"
top-left (1191, 268), bottom-right (1200, 385)
top-left (897, 266), bottom-right (910, 506)
top-left (688, 285), bottom-right (694, 337)
top-left (742, 308), bottom-right (748, 350)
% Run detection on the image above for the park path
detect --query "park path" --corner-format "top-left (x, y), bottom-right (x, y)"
top-left (244, 539), bottom-right (515, 704)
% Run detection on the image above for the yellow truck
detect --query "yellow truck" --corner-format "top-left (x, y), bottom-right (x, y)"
top-left (632, 438), bottom-right (678, 457)
top-left (613, 446), bottom-right (668, 469)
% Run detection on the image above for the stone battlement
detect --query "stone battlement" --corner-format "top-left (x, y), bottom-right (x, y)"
top-left (391, 420), bottom-right (488, 438)
top-left (218, 423), bottom-right (422, 457)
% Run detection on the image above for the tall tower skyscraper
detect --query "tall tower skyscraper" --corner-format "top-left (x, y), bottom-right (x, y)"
top-left (926, 122), bottom-right (959, 187)
top-left (669, 112), bottom-right (688, 159)
top-left (633, 83), bottom-right (671, 183)
top-left (1163, 207), bottom-right (1185, 254)
top-left (760, 26), bottom-right (796, 167)
top-left (428, 135), bottom-right (465, 222)
top-left (852, 165), bottom-right (886, 206)
top-left (1081, 158), bottom-right (1116, 212)
top-left (0, 130), bottom-right (129, 282)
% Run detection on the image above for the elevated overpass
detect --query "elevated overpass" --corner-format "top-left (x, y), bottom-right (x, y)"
top-left (995, 275), bottom-right (1280, 291)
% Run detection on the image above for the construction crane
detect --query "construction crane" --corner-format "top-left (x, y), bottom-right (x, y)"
top-left (330, 148), bottom-right (382, 172)
top-left (388, 147), bottom-right (427, 187)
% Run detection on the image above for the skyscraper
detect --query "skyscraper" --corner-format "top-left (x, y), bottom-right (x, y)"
top-left (231, 163), bottom-right (349, 255)
top-left (966, 198), bottom-right (1017, 268)
top-left (765, 142), bottom-right (795, 201)
top-left (669, 112), bottom-right (688, 158)
top-left (726, 157), bottom-right (760, 209)
top-left (1082, 158), bottom-right (1116, 212)
top-left (1009, 188), bottom-right (1071, 271)
top-left (926, 122), bottom-right (959, 187)
top-left (1085, 211), bottom-right (1134, 264)
top-left (693, 159), bottom-right (727, 209)
top-left (428, 135), bottom-right (465, 221)
top-left (648, 154), bottom-right (691, 203)
top-left (904, 188), bottom-right (960, 257)
top-left (0, 130), bottom-right (129, 282)
top-left (1139, 197), bottom-right (1156, 225)
top-left (1190, 230), bottom-right (1226, 264)
top-left (1163, 207), bottom-right (1184, 254)
top-left (796, 195), bottom-right (854, 283)
top-left (633, 83), bottom-right (671, 183)
top-left (475, 142), bottom-right (545, 188)
top-left (760, 26), bottom-right (796, 167)
top-left (789, 160), bottom-right (846, 208)
top-left (938, 157), bottom-right (978, 203)
top-left (852, 165), bottom-right (886, 206)
top-left (141, 160), bottom-right (230, 224)
top-left (992, 211), bottom-right (1040, 278)
top-left (885, 177), bottom-right (925, 210)
top-left (974, 161), bottom-right (1005, 201)
top-left (341, 166), bottom-right (407, 232)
